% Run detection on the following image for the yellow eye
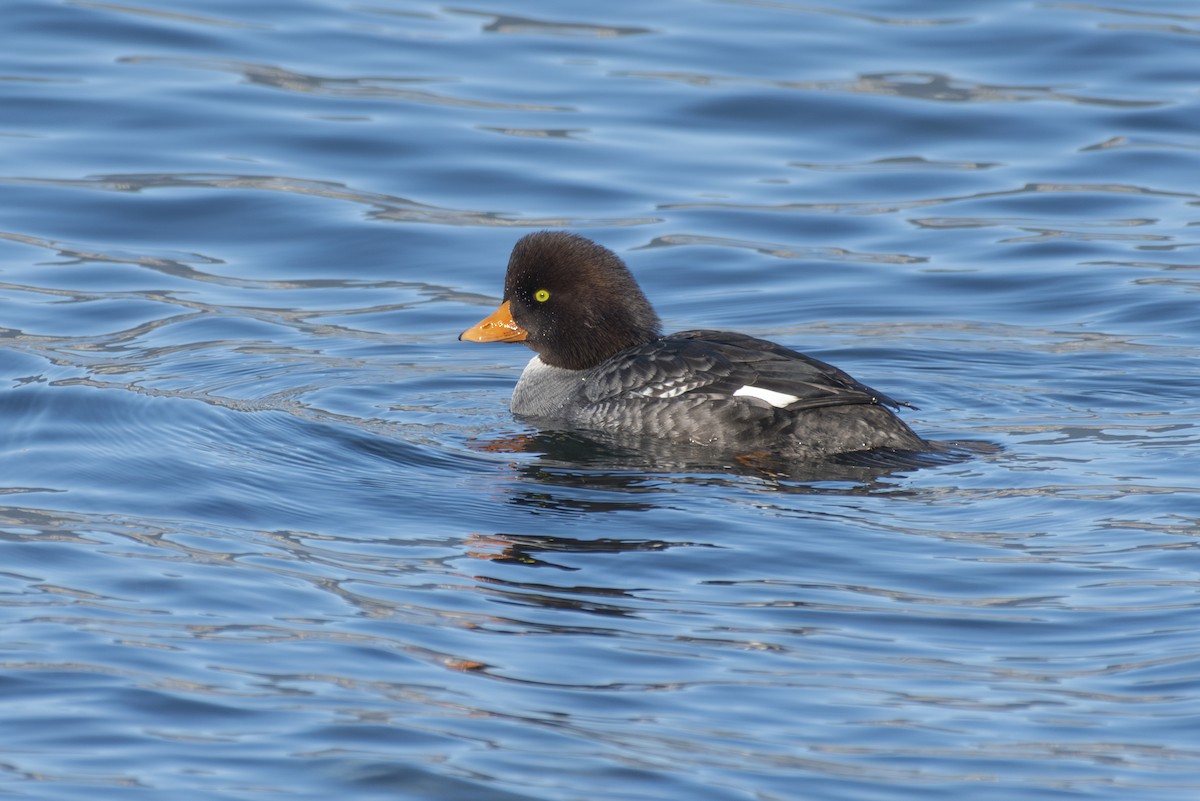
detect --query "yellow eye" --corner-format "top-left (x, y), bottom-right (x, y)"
top-left (534, 289), bottom-right (550, 302)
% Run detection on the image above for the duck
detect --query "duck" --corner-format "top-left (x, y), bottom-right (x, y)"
top-left (460, 231), bottom-right (927, 459)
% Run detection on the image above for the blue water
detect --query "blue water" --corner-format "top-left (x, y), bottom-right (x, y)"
top-left (2, 1), bottom-right (1199, 799)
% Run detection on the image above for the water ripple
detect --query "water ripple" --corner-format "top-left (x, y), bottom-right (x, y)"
top-left (69, 0), bottom-right (263, 29)
top-left (636, 233), bottom-right (926, 264)
top-left (616, 69), bottom-right (1168, 107)
top-left (448, 8), bottom-right (655, 37)
top-left (723, 0), bottom-right (973, 26)
top-left (119, 56), bottom-right (574, 112)
top-left (661, 182), bottom-right (1200, 215)
top-left (4, 174), bottom-right (661, 228)
top-left (4, 0), bottom-right (1200, 798)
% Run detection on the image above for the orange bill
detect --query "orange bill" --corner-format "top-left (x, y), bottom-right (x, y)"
top-left (459, 300), bottom-right (528, 342)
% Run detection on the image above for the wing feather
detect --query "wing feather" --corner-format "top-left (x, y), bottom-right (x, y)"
top-left (584, 330), bottom-right (910, 410)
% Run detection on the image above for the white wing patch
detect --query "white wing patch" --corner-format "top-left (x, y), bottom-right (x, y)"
top-left (734, 385), bottom-right (799, 408)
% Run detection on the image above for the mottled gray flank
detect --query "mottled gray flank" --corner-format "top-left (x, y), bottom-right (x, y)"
top-left (510, 330), bottom-right (925, 457)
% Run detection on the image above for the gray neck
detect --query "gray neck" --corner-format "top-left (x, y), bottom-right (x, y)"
top-left (511, 356), bottom-right (587, 418)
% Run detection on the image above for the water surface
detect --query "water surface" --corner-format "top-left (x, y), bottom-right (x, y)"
top-left (2, 1), bottom-right (1199, 799)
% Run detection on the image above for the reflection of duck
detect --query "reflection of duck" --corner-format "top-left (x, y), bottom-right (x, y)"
top-left (462, 231), bottom-right (928, 459)
top-left (468, 428), bottom-right (968, 501)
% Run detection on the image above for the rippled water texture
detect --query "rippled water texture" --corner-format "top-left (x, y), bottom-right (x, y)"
top-left (2, 1), bottom-right (1199, 799)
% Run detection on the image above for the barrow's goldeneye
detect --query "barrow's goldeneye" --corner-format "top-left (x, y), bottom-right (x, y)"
top-left (460, 231), bottom-right (927, 458)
